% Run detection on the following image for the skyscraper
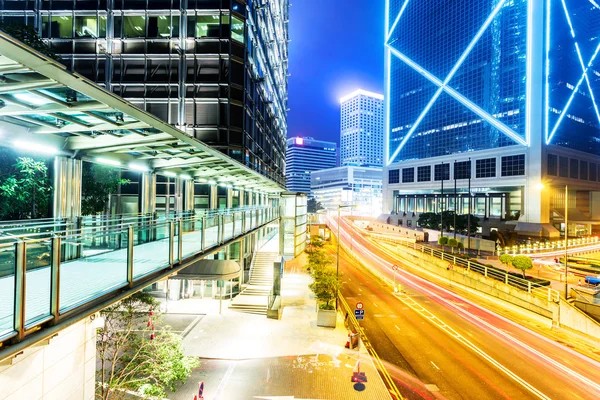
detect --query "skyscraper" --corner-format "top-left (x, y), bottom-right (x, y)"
top-left (384, 0), bottom-right (600, 237)
top-left (0, 0), bottom-right (289, 186)
top-left (285, 137), bottom-right (337, 194)
top-left (340, 89), bottom-right (384, 167)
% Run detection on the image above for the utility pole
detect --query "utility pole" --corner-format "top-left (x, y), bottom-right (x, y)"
top-left (440, 162), bottom-right (444, 238)
top-left (467, 158), bottom-right (471, 252)
top-left (564, 185), bottom-right (569, 299)
top-left (453, 160), bottom-right (457, 239)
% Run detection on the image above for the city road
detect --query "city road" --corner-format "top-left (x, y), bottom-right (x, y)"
top-left (331, 216), bottom-right (600, 400)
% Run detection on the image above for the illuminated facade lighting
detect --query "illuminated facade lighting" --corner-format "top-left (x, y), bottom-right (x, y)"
top-left (96, 157), bottom-right (121, 167)
top-left (13, 140), bottom-right (58, 155)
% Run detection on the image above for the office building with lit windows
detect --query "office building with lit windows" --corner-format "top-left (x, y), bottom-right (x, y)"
top-left (0, 0), bottom-right (288, 186)
top-left (384, 0), bottom-right (600, 237)
top-left (285, 136), bottom-right (337, 194)
top-left (311, 165), bottom-right (382, 214)
top-left (340, 89), bottom-right (384, 167)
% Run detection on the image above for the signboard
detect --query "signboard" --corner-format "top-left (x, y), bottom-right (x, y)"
top-left (354, 310), bottom-right (364, 316)
top-left (356, 315), bottom-right (364, 320)
top-left (355, 302), bottom-right (364, 310)
top-left (392, 265), bottom-right (399, 271)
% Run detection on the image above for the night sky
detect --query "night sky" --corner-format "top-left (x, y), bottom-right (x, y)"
top-left (287, 0), bottom-right (386, 145)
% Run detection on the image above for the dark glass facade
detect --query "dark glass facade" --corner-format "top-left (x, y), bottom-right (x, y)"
top-left (546, 1), bottom-right (600, 155)
top-left (0, 0), bottom-right (288, 186)
top-left (387, 0), bottom-right (528, 163)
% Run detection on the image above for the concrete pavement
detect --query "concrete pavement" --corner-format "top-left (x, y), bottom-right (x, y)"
top-left (164, 245), bottom-right (392, 400)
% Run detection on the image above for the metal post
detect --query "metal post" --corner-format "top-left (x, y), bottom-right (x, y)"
top-left (201, 216), bottom-right (206, 250)
top-left (233, 211), bottom-right (237, 236)
top-left (467, 175), bottom-right (471, 252)
top-left (50, 236), bottom-right (61, 324)
top-left (127, 225), bottom-right (134, 287)
top-left (336, 206), bottom-right (340, 309)
top-left (453, 160), bottom-right (457, 239)
top-left (14, 241), bottom-right (26, 340)
top-left (169, 220), bottom-right (175, 266)
top-left (242, 211), bottom-right (246, 233)
top-left (565, 185), bottom-right (569, 299)
top-left (178, 219), bottom-right (183, 262)
top-left (440, 162), bottom-right (444, 238)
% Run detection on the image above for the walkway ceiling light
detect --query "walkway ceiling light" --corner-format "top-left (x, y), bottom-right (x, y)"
top-left (196, 178), bottom-right (208, 183)
top-left (96, 157), bottom-right (122, 167)
top-left (13, 140), bottom-right (58, 155)
top-left (163, 171), bottom-right (177, 177)
top-left (208, 180), bottom-right (217, 185)
top-left (180, 174), bottom-right (192, 180)
top-left (128, 163), bottom-right (149, 172)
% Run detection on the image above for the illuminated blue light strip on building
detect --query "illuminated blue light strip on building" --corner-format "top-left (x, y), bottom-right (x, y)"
top-left (386, 0), bottom-right (410, 42)
top-left (524, 0), bottom-right (535, 147)
top-left (386, 0), bottom-right (510, 165)
top-left (545, 0), bottom-right (551, 144)
top-left (547, 41), bottom-right (600, 144)
top-left (387, 47), bottom-right (527, 157)
top-left (546, 0), bottom-right (600, 144)
top-left (560, 0), bottom-right (600, 126)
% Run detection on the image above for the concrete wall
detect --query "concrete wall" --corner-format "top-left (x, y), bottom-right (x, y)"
top-left (368, 221), bottom-right (426, 241)
top-left (559, 300), bottom-right (600, 338)
top-left (0, 319), bottom-right (95, 400)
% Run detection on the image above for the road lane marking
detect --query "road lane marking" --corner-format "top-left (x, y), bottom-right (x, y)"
top-left (395, 325), bottom-right (401, 331)
top-left (213, 361), bottom-right (237, 400)
top-left (373, 302), bottom-right (378, 308)
top-left (430, 361), bottom-right (440, 370)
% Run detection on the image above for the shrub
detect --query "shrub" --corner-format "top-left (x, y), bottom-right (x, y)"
top-left (438, 236), bottom-right (448, 246)
top-left (512, 255), bottom-right (533, 278)
top-left (499, 253), bottom-right (514, 267)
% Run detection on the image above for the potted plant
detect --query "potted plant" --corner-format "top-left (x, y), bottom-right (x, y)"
top-left (306, 236), bottom-right (341, 328)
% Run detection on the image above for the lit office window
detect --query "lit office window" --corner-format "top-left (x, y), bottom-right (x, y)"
top-left (501, 155), bottom-right (525, 177)
top-left (42, 16), bottom-right (73, 38)
top-left (231, 16), bottom-right (244, 43)
top-left (187, 14), bottom-right (221, 38)
top-left (122, 16), bottom-right (146, 38)
top-left (74, 16), bottom-right (106, 38)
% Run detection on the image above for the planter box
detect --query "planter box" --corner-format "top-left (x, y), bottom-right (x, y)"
top-left (317, 309), bottom-right (337, 328)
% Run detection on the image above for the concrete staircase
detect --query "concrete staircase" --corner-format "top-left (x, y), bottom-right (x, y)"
top-left (229, 252), bottom-right (277, 315)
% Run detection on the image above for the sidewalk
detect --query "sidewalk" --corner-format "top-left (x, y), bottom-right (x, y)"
top-left (166, 241), bottom-right (391, 400)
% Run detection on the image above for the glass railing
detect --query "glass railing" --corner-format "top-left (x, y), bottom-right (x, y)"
top-left (0, 205), bottom-right (279, 345)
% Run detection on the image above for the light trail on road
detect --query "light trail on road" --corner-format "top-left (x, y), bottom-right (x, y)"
top-left (328, 216), bottom-right (600, 399)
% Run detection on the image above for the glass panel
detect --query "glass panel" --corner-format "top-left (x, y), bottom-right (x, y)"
top-left (123, 16), bottom-right (146, 38)
top-left (75, 16), bottom-right (103, 38)
top-left (60, 229), bottom-right (128, 312)
top-left (190, 14), bottom-right (221, 38)
top-left (51, 16), bottom-right (73, 38)
top-left (231, 16), bottom-right (244, 43)
top-left (223, 214), bottom-right (233, 241)
top-left (181, 217), bottom-right (202, 258)
top-left (0, 245), bottom-right (16, 336)
top-left (234, 212), bottom-right (242, 236)
top-left (245, 212), bottom-right (251, 232)
top-left (490, 197), bottom-right (502, 217)
top-left (204, 215), bottom-right (219, 248)
top-left (133, 224), bottom-right (170, 279)
top-left (25, 240), bottom-right (52, 325)
top-left (148, 15), bottom-right (178, 38)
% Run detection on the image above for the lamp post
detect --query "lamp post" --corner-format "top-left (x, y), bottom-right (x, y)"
top-left (336, 204), bottom-right (354, 308)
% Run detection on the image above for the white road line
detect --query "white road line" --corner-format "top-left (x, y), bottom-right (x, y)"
top-left (373, 302), bottom-right (378, 308)
top-left (213, 361), bottom-right (237, 400)
top-left (430, 361), bottom-right (440, 370)
top-left (395, 325), bottom-right (401, 331)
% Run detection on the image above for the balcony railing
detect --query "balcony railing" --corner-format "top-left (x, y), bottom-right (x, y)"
top-left (0, 205), bottom-right (279, 345)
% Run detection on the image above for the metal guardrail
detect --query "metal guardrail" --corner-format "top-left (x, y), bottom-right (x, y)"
top-left (0, 205), bottom-right (279, 349)
top-left (370, 234), bottom-right (560, 303)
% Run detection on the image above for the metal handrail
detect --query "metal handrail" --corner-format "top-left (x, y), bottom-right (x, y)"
top-left (370, 234), bottom-right (560, 302)
top-left (0, 205), bottom-right (281, 355)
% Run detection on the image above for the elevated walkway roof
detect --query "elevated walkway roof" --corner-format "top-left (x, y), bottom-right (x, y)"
top-left (0, 32), bottom-right (283, 193)
top-left (171, 259), bottom-right (241, 281)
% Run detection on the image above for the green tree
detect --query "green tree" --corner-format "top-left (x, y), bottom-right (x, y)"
top-left (307, 198), bottom-right (323, 214)
top-left (309, 266), bottom-right (342, 310)
top-left (97, 292), bottom-right (199, 400)
top-left (512, 255), bottom-right (533, 278)
top-left (82, 163), bottom-right (130, 215)
top-left (454, 214), bottom-right (480, 235)
top-left (417, 212), bottom-right (438, 230)
top-left (457, 241), bottom-right (465, 254)
top-left (438, 236), bottom-right (448, 251)
top-left (499, 253), bottom-right (514, 268)
top-left (0, 156), bottom-right (51, 220)
top-left (0, 22), bottom-right (61, 61)
top-left (447, 238), bottom-right (458, 253)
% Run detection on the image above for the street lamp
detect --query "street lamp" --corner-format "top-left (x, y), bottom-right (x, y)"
top-left (336, 204), bottom-right (354, 307)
